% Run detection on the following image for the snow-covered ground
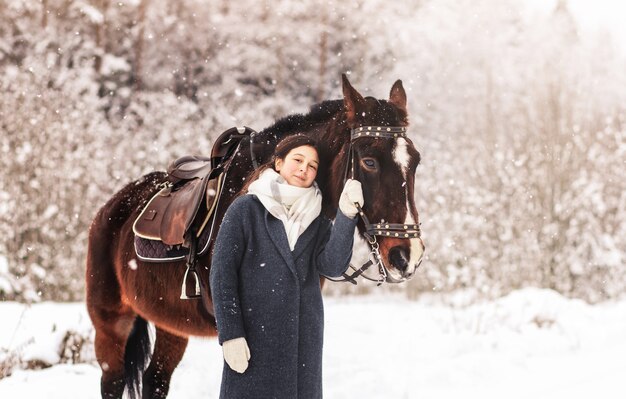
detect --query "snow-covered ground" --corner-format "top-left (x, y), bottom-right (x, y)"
top-left (1, 288), bottom-right (625, 398)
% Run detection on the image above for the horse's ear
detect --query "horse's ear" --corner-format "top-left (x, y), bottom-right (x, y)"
top-left (342, 74), bottom-right (365, 126)
top-left (389, 79), bottom-right (407, 113)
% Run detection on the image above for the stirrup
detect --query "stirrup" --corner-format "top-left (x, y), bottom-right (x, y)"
top-left (180, 267), bottom-right (202, 299)
top-left (180, 230), bottom-right (202, 300)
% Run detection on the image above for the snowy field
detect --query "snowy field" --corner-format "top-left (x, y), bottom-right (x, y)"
top-left (1, 288), bottom-right (625, 398)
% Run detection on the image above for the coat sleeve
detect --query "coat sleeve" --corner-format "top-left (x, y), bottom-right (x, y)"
top-left (315, 209), bottom-right (359, 278)
top-left (209, 197), bottom-right (247, 345)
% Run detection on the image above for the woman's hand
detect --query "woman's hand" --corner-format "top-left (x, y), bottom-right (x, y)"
top-left (339, 179), bottom-right (364, 218)
top-left (222, 337), bottom-right (251, 373)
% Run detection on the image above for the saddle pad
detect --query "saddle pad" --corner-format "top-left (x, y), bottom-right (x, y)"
top-left (133, 217), bottom-right (214, 262)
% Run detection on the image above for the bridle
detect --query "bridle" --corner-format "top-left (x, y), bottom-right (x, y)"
top-left (327, 125), bottom-right (422, 285)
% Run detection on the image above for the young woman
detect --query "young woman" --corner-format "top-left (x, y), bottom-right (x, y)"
top-left (209, 134), bottom-right (363, 398)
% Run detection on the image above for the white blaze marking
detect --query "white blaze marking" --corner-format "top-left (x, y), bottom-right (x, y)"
top-left (404, 183), bottom-right (423, 275)
top-left (394, 138), bottom-right (424, 273)
top-left (393, 138), bottom-right (410, 179)
top-left (406, 209), bottom-right (424, 274)
top-left (403, 197), bottom-right (415, 224)
top-left (394, 137), bottom-right (415, 225)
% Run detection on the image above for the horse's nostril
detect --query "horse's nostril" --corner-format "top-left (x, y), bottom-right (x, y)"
top-left (389, 246), bottom-right (409, 271)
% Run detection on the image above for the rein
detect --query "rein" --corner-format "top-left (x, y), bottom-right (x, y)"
top-left (327, 125), bottom-right (421, 286)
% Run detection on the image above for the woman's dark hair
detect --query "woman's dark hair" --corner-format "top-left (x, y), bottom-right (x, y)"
top-left (238, 134), bottom-right (319, 196)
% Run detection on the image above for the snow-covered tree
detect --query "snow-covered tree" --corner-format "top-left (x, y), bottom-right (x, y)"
top-left (1, 0), bottom-right (624, 302)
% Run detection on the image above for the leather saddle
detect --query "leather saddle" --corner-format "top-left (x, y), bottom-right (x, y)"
top-left (133, 126), bottom-right (255, 247)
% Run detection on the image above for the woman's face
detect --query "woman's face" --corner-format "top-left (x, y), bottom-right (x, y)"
top-left (275, 145), bottom-right (319, 188)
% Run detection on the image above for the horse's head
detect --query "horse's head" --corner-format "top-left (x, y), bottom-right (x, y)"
top-left (333, 75), bottom-right (424, 282)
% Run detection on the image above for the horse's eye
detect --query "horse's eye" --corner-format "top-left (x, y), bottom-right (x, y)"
top-left (360, 158), bottom-right (377, 170)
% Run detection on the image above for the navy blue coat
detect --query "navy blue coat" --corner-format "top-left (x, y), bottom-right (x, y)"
top-left (209, 194), bottom-right (357, 399)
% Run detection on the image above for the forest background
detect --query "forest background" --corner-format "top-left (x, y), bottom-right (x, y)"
top-left (1, 0), bottom-right (625, 303)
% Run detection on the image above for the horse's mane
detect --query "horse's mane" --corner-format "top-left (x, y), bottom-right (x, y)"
top-left (259, 99), bottom-right (344, 137)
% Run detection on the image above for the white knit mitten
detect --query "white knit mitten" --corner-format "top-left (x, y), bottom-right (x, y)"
top-left (339, 179), bottom-right (364, 218)
top-left (222, 337), bottom-right (251, 373)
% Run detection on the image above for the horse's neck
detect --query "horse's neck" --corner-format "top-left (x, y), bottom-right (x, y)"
top-left (298, 113), bottom-right (348, 150)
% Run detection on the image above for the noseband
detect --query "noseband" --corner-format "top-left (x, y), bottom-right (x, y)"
top-left (329, 125), bottom-right (422, 285)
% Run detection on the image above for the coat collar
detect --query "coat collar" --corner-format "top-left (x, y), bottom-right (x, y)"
top-left (264, 211), bottom-right (297, 278)
top-left (291, 215), bottom-right (322, 259)
top-left (263, 210), bottom-right (323, 279)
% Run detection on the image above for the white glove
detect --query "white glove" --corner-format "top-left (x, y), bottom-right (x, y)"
top-left (222, 337), bottom-right (251, 373)
top-left (339, 179), bottom-right (364, 218)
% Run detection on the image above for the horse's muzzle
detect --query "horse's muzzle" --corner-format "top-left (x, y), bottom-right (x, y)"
top-left (389, 246), bottom-right (410, 271)
top-left (387, 238), bottom-right (424, 281)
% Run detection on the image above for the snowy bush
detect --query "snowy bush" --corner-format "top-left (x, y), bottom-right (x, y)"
top-left (0, 303), bottom-right (95, 379)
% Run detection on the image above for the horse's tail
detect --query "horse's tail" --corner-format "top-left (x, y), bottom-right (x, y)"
top-left (124, 316), bottom-right (152, 399)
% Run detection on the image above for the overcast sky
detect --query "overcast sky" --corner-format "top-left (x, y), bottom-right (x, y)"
top-left (525, 0), bottom-right (626, 51)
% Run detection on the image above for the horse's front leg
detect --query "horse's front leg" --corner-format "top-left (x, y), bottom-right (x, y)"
top-left (142, 327), bottom-right (189, 399)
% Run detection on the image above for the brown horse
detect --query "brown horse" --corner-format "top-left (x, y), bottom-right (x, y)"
top-left (85, 75), bottom-right (424, 399)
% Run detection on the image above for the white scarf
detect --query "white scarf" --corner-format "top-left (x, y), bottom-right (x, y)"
top-left (247, 169), bottom-right (322, 250)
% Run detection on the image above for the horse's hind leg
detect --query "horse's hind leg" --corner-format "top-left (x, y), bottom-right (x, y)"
top-left (86, 216), bottom-right (136, 398)
top-left (142, 327), bottom-right (189, 399)
top-left (89, 307), bottom-right (136, 398)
